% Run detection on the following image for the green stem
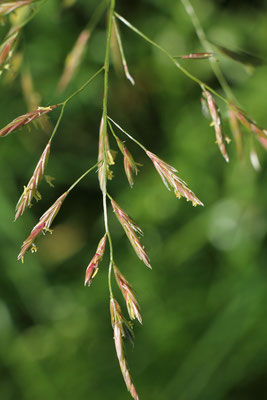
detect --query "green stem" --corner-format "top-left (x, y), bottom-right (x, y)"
top-left (108, 117), bottom-right (147, 152)
top-left (101, 0), bottom-right (116, 298)
top-left (67, 161), bottom-right (101, 193)
top-left (115, 12), bottom-right (229, 105)
top-left (62, 66), bottom-right (104, 106)
top-left (180, 0), bottom-right (238, 104)
top-left (49, 104), bottom-right (66, 142)
top-left (49, 67), bottom-right (104, 143)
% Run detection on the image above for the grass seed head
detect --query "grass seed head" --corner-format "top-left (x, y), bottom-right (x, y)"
top-left (17, 192), bottom-right (68, 262)
top-left (146, 150), bottom-right (203, 206)
top-left (0, 105), bottom-right (59, 137)
top-left (84, 234), bottom-right (107, 286)
top-left (113, 264), bottom-right (142, 324)
top-left (202, 90), bottom-right (229, 162)
top-left (111, 198), bottom-right (151, 268)
top-left (0, 1), bottom-right (32, 17)
top-left (15, 142), bottom-right (51, 220)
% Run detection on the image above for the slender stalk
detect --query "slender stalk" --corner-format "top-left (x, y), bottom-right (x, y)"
top-left (180, 0), bottom-right (238, 104)
top-left (49, 104), bottom-right (66, 142)
top-left (62, 66), bottom-right (104, 105)
top-left (67, 161), bottom-right (101, 193)
top-left (48, 67), bottom-right (104, 143)
top-left (101, 0), bottom-right (116, 298)
top-left (115, 12), bottom-right (229, 105)
top-left (108, 117), bottom-right (147, 152)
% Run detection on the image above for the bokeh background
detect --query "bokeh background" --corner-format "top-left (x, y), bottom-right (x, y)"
top-left (1, 0), bottom-right (267, 399)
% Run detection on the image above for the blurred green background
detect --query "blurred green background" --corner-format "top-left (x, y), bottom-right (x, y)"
top-left (1, 0), bottom-right (267, 399)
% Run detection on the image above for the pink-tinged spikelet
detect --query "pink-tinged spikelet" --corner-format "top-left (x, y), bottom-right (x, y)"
top-left (110, 298), bottom-right (139, 400)
top-left (176, 52), bottom-right (214, 60)
top-left (15, 142), bottom-right (51, 220)
top-left (0, 1), bottom-right (32, 16)
top-left (202, 90), bottom-right (229, 162)
top-left (0, 105), bottom-right (59, 137)
top-left (229, 104), bottom-right (267, 150)
top-left (110, 198), bottom-right (151, 269)
top-left (17, 192), bottom-right (68, 262)
top-left (84, 234), bottom-right (107, 286)
top-left (146, 151), bottom-right (203, 206)
top-left (113, 264), bottom-right (142, 324)
top-left (116, 137), bottom-right (139, 187)
top-left (0, 27), bottom-right (19, 71)
top-left (98, 117), bottom-right (114, 191)
top-left (228, 108), bottom-right (243, 160)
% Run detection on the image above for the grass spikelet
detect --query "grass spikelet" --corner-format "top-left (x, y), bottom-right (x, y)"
top-left (0, 105), bottom-right (59, 137)
top-left (110, 298), bottom-right (139, 400)
top-left (113, 264), bottom-right (142, 323)
top-left (15, 142), bottom-right (51, 220)
top-left (110, 198), bottom-right (151, 268)
top-left (146, 151), bottom-right (203, 206)
top-left (0, 1), bottom-right (32, 17)
top-left (202, 90), bottom-right (229, 162)
top-left (17, 191), bottom-right (68, 262)
top-left (228, 108), bottom-right (243, 160)
top-left (116, 137), bottom-right (140, 187)
top-left (0, 27), bottom-right (19, 73)
top-left (174, 52), bottom-right (214, 60)
top-left (84, 234), bottom-right (107, 286)
top-left (113, 323), bottom-right (139, 400)
top-left (98, 117), bottom-right (114, 191)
